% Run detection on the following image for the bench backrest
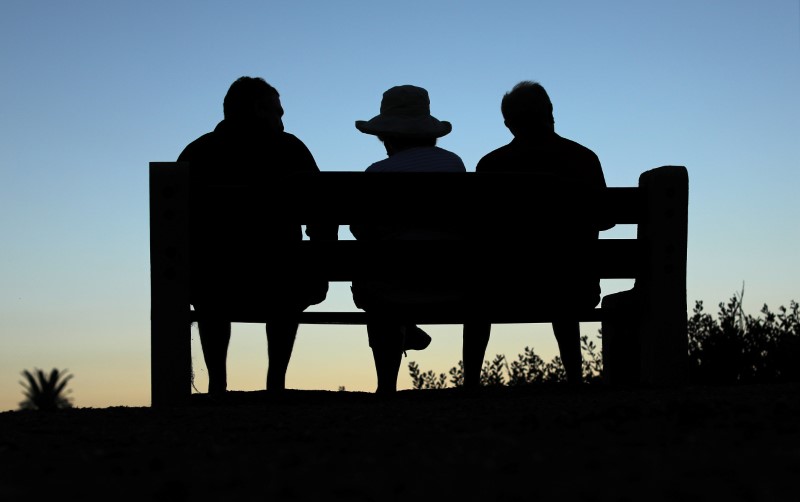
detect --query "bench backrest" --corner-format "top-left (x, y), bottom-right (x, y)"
top-left (150, 163), bottom-right (687, 319)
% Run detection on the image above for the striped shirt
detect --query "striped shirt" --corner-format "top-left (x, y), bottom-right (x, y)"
top-left (365, 146), bottom-right (466, 173)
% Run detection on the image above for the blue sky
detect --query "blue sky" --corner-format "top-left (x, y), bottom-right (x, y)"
top-left (1, 1), bottom-right (798, 411)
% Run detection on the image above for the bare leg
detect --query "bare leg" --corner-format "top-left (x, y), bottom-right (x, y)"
top-left (198, 320), bottom-right (231, 395)
top-left (265, 319), bottom-right (300, 391)
top-left (463, 322), bottom-right (491, 389)
top-left (552, 320), bottom-right (583, 384)
top-left (367, 321), bottom-right (404, 394)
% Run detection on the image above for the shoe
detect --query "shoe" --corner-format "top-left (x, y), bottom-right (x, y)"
top-left (403, 324), bottom-right (432, 351)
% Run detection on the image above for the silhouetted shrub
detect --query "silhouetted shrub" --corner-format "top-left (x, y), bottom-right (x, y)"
top-left (408, 361), bottom-right (448, 390)
top-left (688, 296), bottom-right (800, 384)
top-left (409, 294), bottom-right (800, 388)
top-left (19, 368), bottom-right (74, 411)
top-left (408, 333), bottom-right (602, 389)
top-left (481, 354), bottom-right (508, 387)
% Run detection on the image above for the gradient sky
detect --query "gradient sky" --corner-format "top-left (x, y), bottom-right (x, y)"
top-left (1, 1), bottom-right (798, 411)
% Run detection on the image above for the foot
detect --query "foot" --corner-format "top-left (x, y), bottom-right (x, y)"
top-left (403, 325), bottom-right (431, 351)
top-left (208, 379), bottom-right (226, 396)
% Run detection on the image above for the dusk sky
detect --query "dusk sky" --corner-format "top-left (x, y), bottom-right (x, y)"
top-left (1, 1), bottom-right (798, 411)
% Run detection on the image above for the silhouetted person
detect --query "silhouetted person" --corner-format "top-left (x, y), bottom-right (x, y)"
top-left (178, 76), bottom-right (337, 395)
top-left (463, 81), bottom-right (613, 387)
top-left (351, 85), bottom-right (466, 394)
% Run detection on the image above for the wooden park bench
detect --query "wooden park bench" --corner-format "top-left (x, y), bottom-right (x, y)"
top-left (149, 163), bottom-right (689, 407)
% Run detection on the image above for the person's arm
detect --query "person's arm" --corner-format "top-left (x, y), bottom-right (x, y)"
top-left (288, 134), bottom-right (340, 241)
top-left (591, 154), bottom-right (616, 232)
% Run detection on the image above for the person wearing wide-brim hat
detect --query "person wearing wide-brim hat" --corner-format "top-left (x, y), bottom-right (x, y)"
top-left (350, 84), bottom-right (466, 394)
top-left (354, 85), bottom-right (463, 171)
top-left (355, 84), bottom-right (452, 140)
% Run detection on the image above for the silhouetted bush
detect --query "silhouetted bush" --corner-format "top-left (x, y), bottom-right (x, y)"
top-left (688, 295), bottom-right (800, 384)
top-left (409, 333), bottom-right (602, 389)
top-left (19, 368), bottom-right (74, 411)
top-left (408, 361), bottom-right (449, 390)
top-left (409, 294), bottom-right (800, 388)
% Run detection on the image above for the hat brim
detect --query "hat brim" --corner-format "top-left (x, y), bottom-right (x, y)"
top-left (355, 115), bottom-right (452, 138)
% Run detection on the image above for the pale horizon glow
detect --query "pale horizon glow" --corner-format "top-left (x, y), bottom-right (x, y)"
top-left (1, 1), bottom-right (799, 411)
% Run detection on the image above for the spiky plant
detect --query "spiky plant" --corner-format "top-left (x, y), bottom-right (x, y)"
top-left (19, 368), bottom-right (74, 411)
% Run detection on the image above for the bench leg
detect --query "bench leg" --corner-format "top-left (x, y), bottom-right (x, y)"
top-left (601, 289), bottom-right (641, 386)
top-left (150, 312), bottom-right (192, 407)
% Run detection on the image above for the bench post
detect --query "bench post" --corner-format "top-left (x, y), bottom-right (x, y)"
top-left (636, 165), bottom-right (689, 385)
top-left (149, 162), bottom-right (192, 407)
top-left (602, 166), bottom-right (688, 386)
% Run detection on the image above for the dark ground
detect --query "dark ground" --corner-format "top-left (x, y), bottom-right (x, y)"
top-left (1, 383), bottom-right (798, 501)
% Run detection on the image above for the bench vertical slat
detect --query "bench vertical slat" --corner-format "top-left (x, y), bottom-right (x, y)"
top-left (636, 165), bottom-right (689, 385)
top-left (149, 162), bottom-right (192, 407)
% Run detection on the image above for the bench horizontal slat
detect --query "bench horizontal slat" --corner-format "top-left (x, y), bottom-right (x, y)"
top-left (199, 172), bottom-right (643, 225)
top-left (213, 238), bottom-right (640, 281)
top-left (190, 309), bottom-right (607, 325)
top-left (294, 239), bottom-right (640, 282)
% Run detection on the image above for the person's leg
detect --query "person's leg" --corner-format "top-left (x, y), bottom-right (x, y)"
top-left (463, 322), bottom-right (491, 389)
top-left (197, 320), bottom-right (231, 395)
top-left (552, 320), bottom-right (583, 384)
top-left (265, 319), bottom-right (300, 391)
top-left (367, 320), bottom-right (405, 394)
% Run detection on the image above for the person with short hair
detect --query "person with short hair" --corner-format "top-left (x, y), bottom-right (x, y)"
top-left (178, 76), bottom-right (337, 395)
top-left (463, 81), bottom-right (614, 387)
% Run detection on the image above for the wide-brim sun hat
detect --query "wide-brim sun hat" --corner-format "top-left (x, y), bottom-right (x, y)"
top-left (356, 85), bottom-right (452, 138)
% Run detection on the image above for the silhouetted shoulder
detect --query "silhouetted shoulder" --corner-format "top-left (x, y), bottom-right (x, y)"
top-left (178, 131), bottom-right (217, 162)
top-left (476, 134), bottom-right (605, 188)
top-left (365, 146), bottom-right (465, 173)
top-left (551, 134), bottom-right (605, 187)
top-left (177, 125), bottom-right (318, 174)
top-left (553, 134), bottom-right (601, 166)
top-left (281, 132), bottom-right (318, 163)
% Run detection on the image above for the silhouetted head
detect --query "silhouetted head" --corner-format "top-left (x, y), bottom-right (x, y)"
top-left (223, 76), bottom-right (284, 132)
top-left (356, 85), bottom-right (452, 139)
top-left (501, 81), bottom-right (555, 136)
